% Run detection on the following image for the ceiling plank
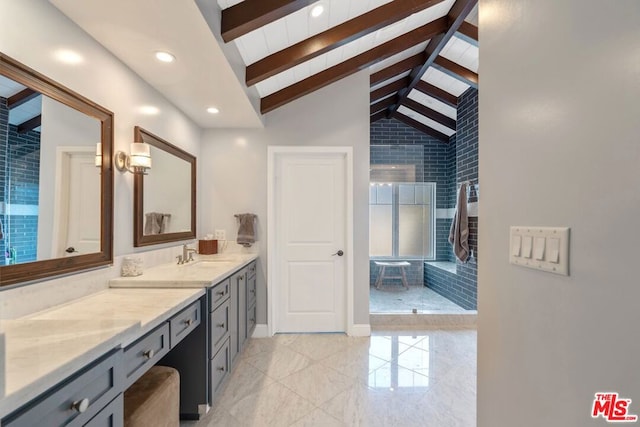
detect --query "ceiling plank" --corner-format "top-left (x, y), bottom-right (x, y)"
top-left (402, 97), bottom-right (456, 129)
top-left (393, 112), bottom-right (450, 142)
top-left (221, 0), bottom-right (314, 43)
top-left (370, 77), bottom-right (410, 102)
top-left (370, 53), bottom-right (425, 87)
top-left (7, 88), bottom-right (38, 109)
top-left (246, 0), bottom-right (445, 86)
top-left (387, 0), bottom-right (478, 116)
top-left (261, 17), bottom-right (448, 114)
top-left (415, 81), bottom-right (458, 108)
top-left (456, 21), bottom-right (478, 46)
top-left (370, 95), bottom-right (398, 115)
top-left (433, 56), bottom-right (478, 88)
top-left (371, 110), bottom-right (387, 123)
top-left (17, 115), bottom-right (41, 134)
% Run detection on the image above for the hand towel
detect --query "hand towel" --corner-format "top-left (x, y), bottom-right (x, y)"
top-left (235, 213), bottom-right (257, 247)
top-left (449, 184), bottom-right (470, 262)
top-left (144, 212), bottom-right (169, 235)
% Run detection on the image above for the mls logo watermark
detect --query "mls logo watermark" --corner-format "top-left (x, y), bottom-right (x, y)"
top-left (592, 393), bottom-right (638, 423)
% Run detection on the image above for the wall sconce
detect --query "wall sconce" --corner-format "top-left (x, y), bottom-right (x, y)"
top-left (115, 142), bottom-right (152, 174)
top-left (95, 142), bottom-right (102, 167)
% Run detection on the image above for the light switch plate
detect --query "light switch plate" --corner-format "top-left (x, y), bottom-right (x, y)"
top-left (510, 226), bottom-right (570, 276)
top-left (214, 230), bottom-right (226, 241)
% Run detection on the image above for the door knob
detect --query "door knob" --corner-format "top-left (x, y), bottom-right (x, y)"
top-left (65, 247), bottom-right (78, 253)
top-left (332, 250), bottom-right (344, 257)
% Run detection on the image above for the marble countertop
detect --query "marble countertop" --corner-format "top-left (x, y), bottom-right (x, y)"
top-left (0, 287), bottom-right (204, 419)
top-left (109, 253), bottom-right (258, 288)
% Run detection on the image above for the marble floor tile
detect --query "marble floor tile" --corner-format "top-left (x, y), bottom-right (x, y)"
top-left (369, 285), bottom-right (467, 314)
top-left (243, 344), bottom-right (312, 380)
top-left (289, 408), bottom-right (345, 427)
top-left (227, 382), bottom-right (316, 427)
top-left (185, 327), bottom-right (476, 427)
top-left (280, 363), bottom-right (356, 406)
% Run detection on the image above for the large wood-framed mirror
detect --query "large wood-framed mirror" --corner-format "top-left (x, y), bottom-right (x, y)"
top-left (133, 126), bottom-right (195, 247)
top-left (0, 53), bottom-right (113, 287)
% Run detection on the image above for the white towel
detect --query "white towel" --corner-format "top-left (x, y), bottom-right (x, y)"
top-left (449, 184), bottom-right (470, 262)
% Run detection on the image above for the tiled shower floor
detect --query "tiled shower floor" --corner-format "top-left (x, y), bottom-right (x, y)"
top-left (369, 285), bottom-right (467, 314)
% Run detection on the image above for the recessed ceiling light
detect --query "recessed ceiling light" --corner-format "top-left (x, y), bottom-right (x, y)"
top-left (155, 51), bottom-right (175, 63)
top-left (54, 49), bottom-right (84, 65)
top-left (310, 3), bottom-right (324, 18)
top-left (139, 105), bottom-right (160, 115)
top-left (207, 107), bottom-right (220, 114)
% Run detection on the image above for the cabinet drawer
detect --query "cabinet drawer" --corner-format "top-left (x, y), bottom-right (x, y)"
top-left (84, 395), bottom-right (123, 427)
top-left (208, 278), bottom-right (230, 311)
top-left (210, 337), bottom-right (230, 400)
top-left (247, 274), bottom-right (257, 308)
top-left (247, 261), bottom-right (256, 278)
top-left (170, 301), bottom-right (201, 348)
top-left (3, 350), bottom-right (123, 427)
top-left (209, 299), bottom-right (229, 357)
top-left (123, 323), bottom-right (170, 388)
top-left (247, 303), bottom-right (257, 338)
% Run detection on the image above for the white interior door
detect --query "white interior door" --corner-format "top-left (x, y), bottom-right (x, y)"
top-left (274, 152), bottom-right (347, 333)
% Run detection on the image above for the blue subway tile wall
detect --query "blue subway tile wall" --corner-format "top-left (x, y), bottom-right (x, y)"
top-left (2, 123), bottom-right (41, 264)
top-left (0, 97), bottom-right (8, 258)
top-left (425, 88), bottom-right (478, 309)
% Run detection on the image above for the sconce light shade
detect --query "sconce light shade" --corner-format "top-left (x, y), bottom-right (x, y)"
top-left (115, 142), bottom-right (152, 174)
top-left (95, 142), bottom-right (102, 167)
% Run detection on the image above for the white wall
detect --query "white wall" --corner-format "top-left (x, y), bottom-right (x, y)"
top-left (478, 1), bottom-right (640, 426)
top-left (0, 0), bottom-right (201, 315)
top-left (200, 72), bottom-right (370, 327)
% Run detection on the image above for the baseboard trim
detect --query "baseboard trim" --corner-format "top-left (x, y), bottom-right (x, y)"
top-left (348, 324), bottom-right (371, 337)
top-left (251, 324), bottom-right (270, 338)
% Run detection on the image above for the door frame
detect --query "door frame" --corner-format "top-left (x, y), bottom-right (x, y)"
top-left (267, 146), bottom-right (354, 336)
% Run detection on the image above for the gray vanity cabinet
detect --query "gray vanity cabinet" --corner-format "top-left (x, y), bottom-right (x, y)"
top-left (229, 268), bottom-right (247, 364)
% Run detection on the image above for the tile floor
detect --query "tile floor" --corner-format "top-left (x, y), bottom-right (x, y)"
top-left (369, 285), bottom-right (468, 314)
top-left (182, 328), bottom-right (476, 427)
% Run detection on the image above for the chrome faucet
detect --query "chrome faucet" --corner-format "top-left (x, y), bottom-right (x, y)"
top-left (183, 244), bottom-right (197, 263)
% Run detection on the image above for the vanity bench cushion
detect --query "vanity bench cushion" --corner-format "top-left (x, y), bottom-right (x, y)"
top-left (124, 365), bottom-right (179, 427)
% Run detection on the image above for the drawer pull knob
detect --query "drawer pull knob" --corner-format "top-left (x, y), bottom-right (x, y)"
top-left (216, 323), bottom-right (225, 328)
top-left (216, 366), bottom-right (225, 372)
top-left (215, 291), bottom-right (225, 296)
top-left (250, 289), bottom-right (255, 294)
top-left (183, 318), bottom-right (193, 326)
top-left (143, 349), bottom-right (155, 359)
top-left (71, 398), bottom-right (90, 413)
top-left (250, 318), bottom-right (255, 323)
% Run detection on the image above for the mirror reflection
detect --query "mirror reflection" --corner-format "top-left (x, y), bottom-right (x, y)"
top-left (142, 145), bottom-right (191, 235)
top-left (133, 126), bottom-right (195, 247)
top-left (0, 75), bottom-right (101, 266)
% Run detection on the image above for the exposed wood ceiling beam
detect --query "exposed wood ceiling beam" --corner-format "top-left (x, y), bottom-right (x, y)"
top-left (456, 21), bottom-right (478, 46)
top-left (17, 115), bottom-right (41, 134)
top-left (393, 112), bottom-right (449, 142)
top-left (387, 0), bottom-right (478, 117)
top-left (261, 17), bottom-right (448, 114)
top-left (370, 77), bottom-right (410, 102)
top-left (370, 95), bottom-right (398, 115)
top-left (402, 98), bottom-right (456, 129)
top-left (433, 56), bottom-right (478, 88)
top-left (221, 0), bottom-right (314, 43)
top-left (371, 110), bottom-right (387, 123)
top-left (415, 81), bottom-right (458, 108)
top-left (7, 88), bottom-right (38, 109)
top-left (370, 53), bottom-right (425, 87)
top-left (246, 0), bottom-right (445, 86)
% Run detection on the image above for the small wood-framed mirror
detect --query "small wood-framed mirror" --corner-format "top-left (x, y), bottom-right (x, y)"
top-left (133, 126), bottom-right (196, 247)
top-left (0, 53), bottom-right (114, 287)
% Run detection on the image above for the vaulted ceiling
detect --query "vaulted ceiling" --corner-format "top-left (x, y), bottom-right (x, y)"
top-left (218, 0), bottom-right (478, 141)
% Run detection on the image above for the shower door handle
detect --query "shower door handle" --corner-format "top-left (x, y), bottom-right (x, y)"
top-left (332, 250), bottom-right (344, 257)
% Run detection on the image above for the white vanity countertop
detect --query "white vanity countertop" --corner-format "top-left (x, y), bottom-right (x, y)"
top-left (0, 287), bottom-right (204, 420)
top-left (109, 253), bottom-right (258, 288)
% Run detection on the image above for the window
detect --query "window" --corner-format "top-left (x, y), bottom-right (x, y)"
top-left (369, 182), bottom-right (436, 260)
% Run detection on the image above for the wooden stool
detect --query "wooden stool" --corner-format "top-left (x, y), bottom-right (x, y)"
top-left (374, 261), bottom-right (411, 290)
top-left (124, 366), bottom-right (179, 427)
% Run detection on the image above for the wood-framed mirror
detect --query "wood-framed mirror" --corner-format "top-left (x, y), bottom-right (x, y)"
top-left (0, 53), bottom-right (113, 287)
top-left (133, 126), bottom-right (196, 247)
